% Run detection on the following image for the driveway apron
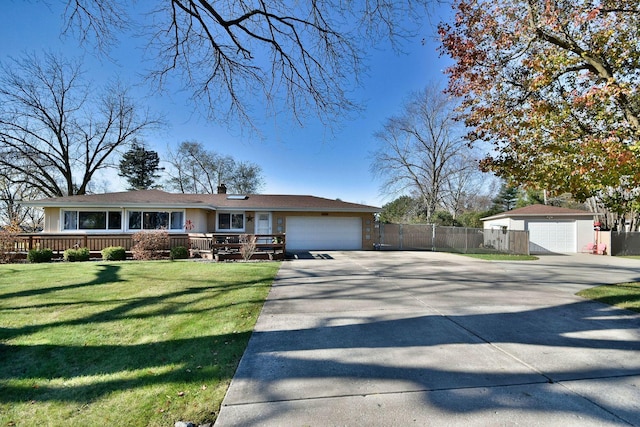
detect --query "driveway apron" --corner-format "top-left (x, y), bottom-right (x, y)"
top-left (215, 252), bottom-right (640, 426)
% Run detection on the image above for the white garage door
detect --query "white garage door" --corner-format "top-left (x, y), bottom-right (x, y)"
top-left (528, 221), bottom-right (576, 253)
top-left (286, 217), bottom-right (362, 250)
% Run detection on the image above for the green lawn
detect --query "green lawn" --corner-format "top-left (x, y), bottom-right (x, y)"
top-left (577, 282), bottom-right (640, 313)
top-left (0, 260), bottom-right (280, 426)
top-left (460, 253), bottom-right (539, 261)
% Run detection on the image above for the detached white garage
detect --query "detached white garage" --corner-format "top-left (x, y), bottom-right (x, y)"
top-left (482, 204), bottom-right (596, 254)
top-left (528, 220), bottom-right (576, 253)
top-left (286, 216), bottom-right (363, 250)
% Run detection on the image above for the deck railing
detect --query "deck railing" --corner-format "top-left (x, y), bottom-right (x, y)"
top-left (8, 233), bottom-right (285, 261)
top-left (188, 233), bottom-right (286, 260)
top-left (13, 233), bottom-right (191, 254)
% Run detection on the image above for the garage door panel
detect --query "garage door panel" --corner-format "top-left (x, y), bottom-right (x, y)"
top-left (286, 217), bottom-right (362, 250)
top-left (528, 221), bottom-right (576, 253)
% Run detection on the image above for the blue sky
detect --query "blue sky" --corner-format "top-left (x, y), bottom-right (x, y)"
top-left (1, 2), bottom-right (453, 207)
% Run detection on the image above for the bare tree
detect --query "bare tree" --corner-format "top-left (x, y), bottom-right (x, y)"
top-left (165, 141), bottom-right (264, 194)
top-left (60, 0), bottom-right (428, 129)
top-left (227, 161), bottom-right (265, 194)
top-left (0, 52), bottom-right (161, 197)
top-left (0, 175), bottom-right (43, 230)
top-left (440, 153), bottom-right (488, 220)
top-left (371, 84), bottom-right (482, 223)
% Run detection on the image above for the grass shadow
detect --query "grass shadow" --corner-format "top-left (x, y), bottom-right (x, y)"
top-left (0, 261), bottom-right (279, 425)
top-left (0, 264), bottom-right (124, 300)
top-left (0, 332), bottom-right (251, 403)
top-left (578, 283), bottom-right (640, 313)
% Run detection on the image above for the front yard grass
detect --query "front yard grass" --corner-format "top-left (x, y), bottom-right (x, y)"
top-left (0, 260), bottom-right (280, 426)
top-left (460, 253), bottom-right (539, 261)
top-left (577, 282), bottom-right (640, 313)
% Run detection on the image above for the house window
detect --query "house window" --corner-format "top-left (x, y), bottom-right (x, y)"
top-left (128, 211), bottom-right (142, 230)
top-left (143, 211), bottom-right (169, 229)
top-left (218, 212), bottom-right (245, 231)
top-left (63, 211), bottom-right (78, 230)
top-left (108, 212), bottom-right (122, 230)
top-left (79, 211), bottom-right (106, 229)
top-left (127, 211), bottom-right (184, 231)
top-left (170, 212), bottom-right (184, 230)
top-left (62, 210), bottom-right (123, 231)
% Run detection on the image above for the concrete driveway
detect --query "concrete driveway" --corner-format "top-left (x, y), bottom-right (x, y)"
top-left (215, 252), bottom-right (640, 426)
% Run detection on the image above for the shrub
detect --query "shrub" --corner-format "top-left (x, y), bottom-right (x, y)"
top-left (102, 246), bottom-right (127, 261)
top-left (0, 220), bottom-right (22, 264)
top-left (64, 247), bottom-right (91, 262)
top-left (27, 248), bottom-right (53, 263)
top-left (170, 246), bottom-right (189, 260)
top-left (239, 234), bottom-right (257, 261)
top-left (131, 230), bottom-right (169, 260)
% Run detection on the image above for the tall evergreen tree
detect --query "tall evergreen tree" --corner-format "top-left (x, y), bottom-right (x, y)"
top-left (490, 185), bottom-right (520, 214)
top-left (118, 141), bottom-right (164, 190)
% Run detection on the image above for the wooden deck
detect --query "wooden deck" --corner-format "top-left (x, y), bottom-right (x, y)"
top-left (14, 233), bottom-right (190, 255)
top-left (188, 233), bottom-right (286, 261)
top-left (10, 233), bottom-right (284, 261)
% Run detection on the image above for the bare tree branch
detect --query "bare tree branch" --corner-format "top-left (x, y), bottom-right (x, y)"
top-left (60, 0), bottom-right (428, 130)
top-left (0, 53), bottom-right (162, 197)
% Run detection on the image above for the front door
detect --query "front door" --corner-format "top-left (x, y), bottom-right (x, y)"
top-left (256, 212), bottom-right (272, 242)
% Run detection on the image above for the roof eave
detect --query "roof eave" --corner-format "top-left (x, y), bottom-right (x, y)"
top-left (22, 201), bottom-right (215, 210)
top-left (22, 201), bottom-right (380, 213)
top-left (265, 207), bottom-right (380, 213)
top-left (481, 212), bottom-right (597, 221)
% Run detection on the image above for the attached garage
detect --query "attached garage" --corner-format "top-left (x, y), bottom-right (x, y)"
top-left (527, 220), bottom-right (576, 253)
top-left (286, 216), bottom-right (363, 250)
top-left (482, 204), bottom-right (596, 254)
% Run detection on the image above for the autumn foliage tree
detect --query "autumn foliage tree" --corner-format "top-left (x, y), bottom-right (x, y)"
top-left (438, 0), bottom-right (640, 202)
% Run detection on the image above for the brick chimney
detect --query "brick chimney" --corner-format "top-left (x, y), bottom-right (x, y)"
top-left (217, 183), bottom-right (227, 194)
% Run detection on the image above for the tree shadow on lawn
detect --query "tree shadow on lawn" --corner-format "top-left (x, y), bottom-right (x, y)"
top-left (0, 264), bottom-right (273, 406)
top-left (0, 276), bottom-right (269, 342)
top-left (0, 332), bottom-right (250, 403)
top-left (0, 264), bottom-right (124, 301)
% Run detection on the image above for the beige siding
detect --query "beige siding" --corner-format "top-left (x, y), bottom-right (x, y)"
top-left (185, 208), bottom-right (209, 233)
top-left (43, 207), bottom-right (60, 232)
top-left (207, 211), bottom-right (216, 232)
top-left (245, 211), bottom-right (256, 234)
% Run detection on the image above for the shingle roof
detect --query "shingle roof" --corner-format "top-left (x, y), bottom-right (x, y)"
top-left (482, 204), bottom-right (595, 221)
top-left (24, 189), bottom-right (380, 212)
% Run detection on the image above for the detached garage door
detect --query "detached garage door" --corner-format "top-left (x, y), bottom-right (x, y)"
top-left (286, 217), bottom-right (362, 250)
top-left (528, 221), bottom-right (576, 253)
